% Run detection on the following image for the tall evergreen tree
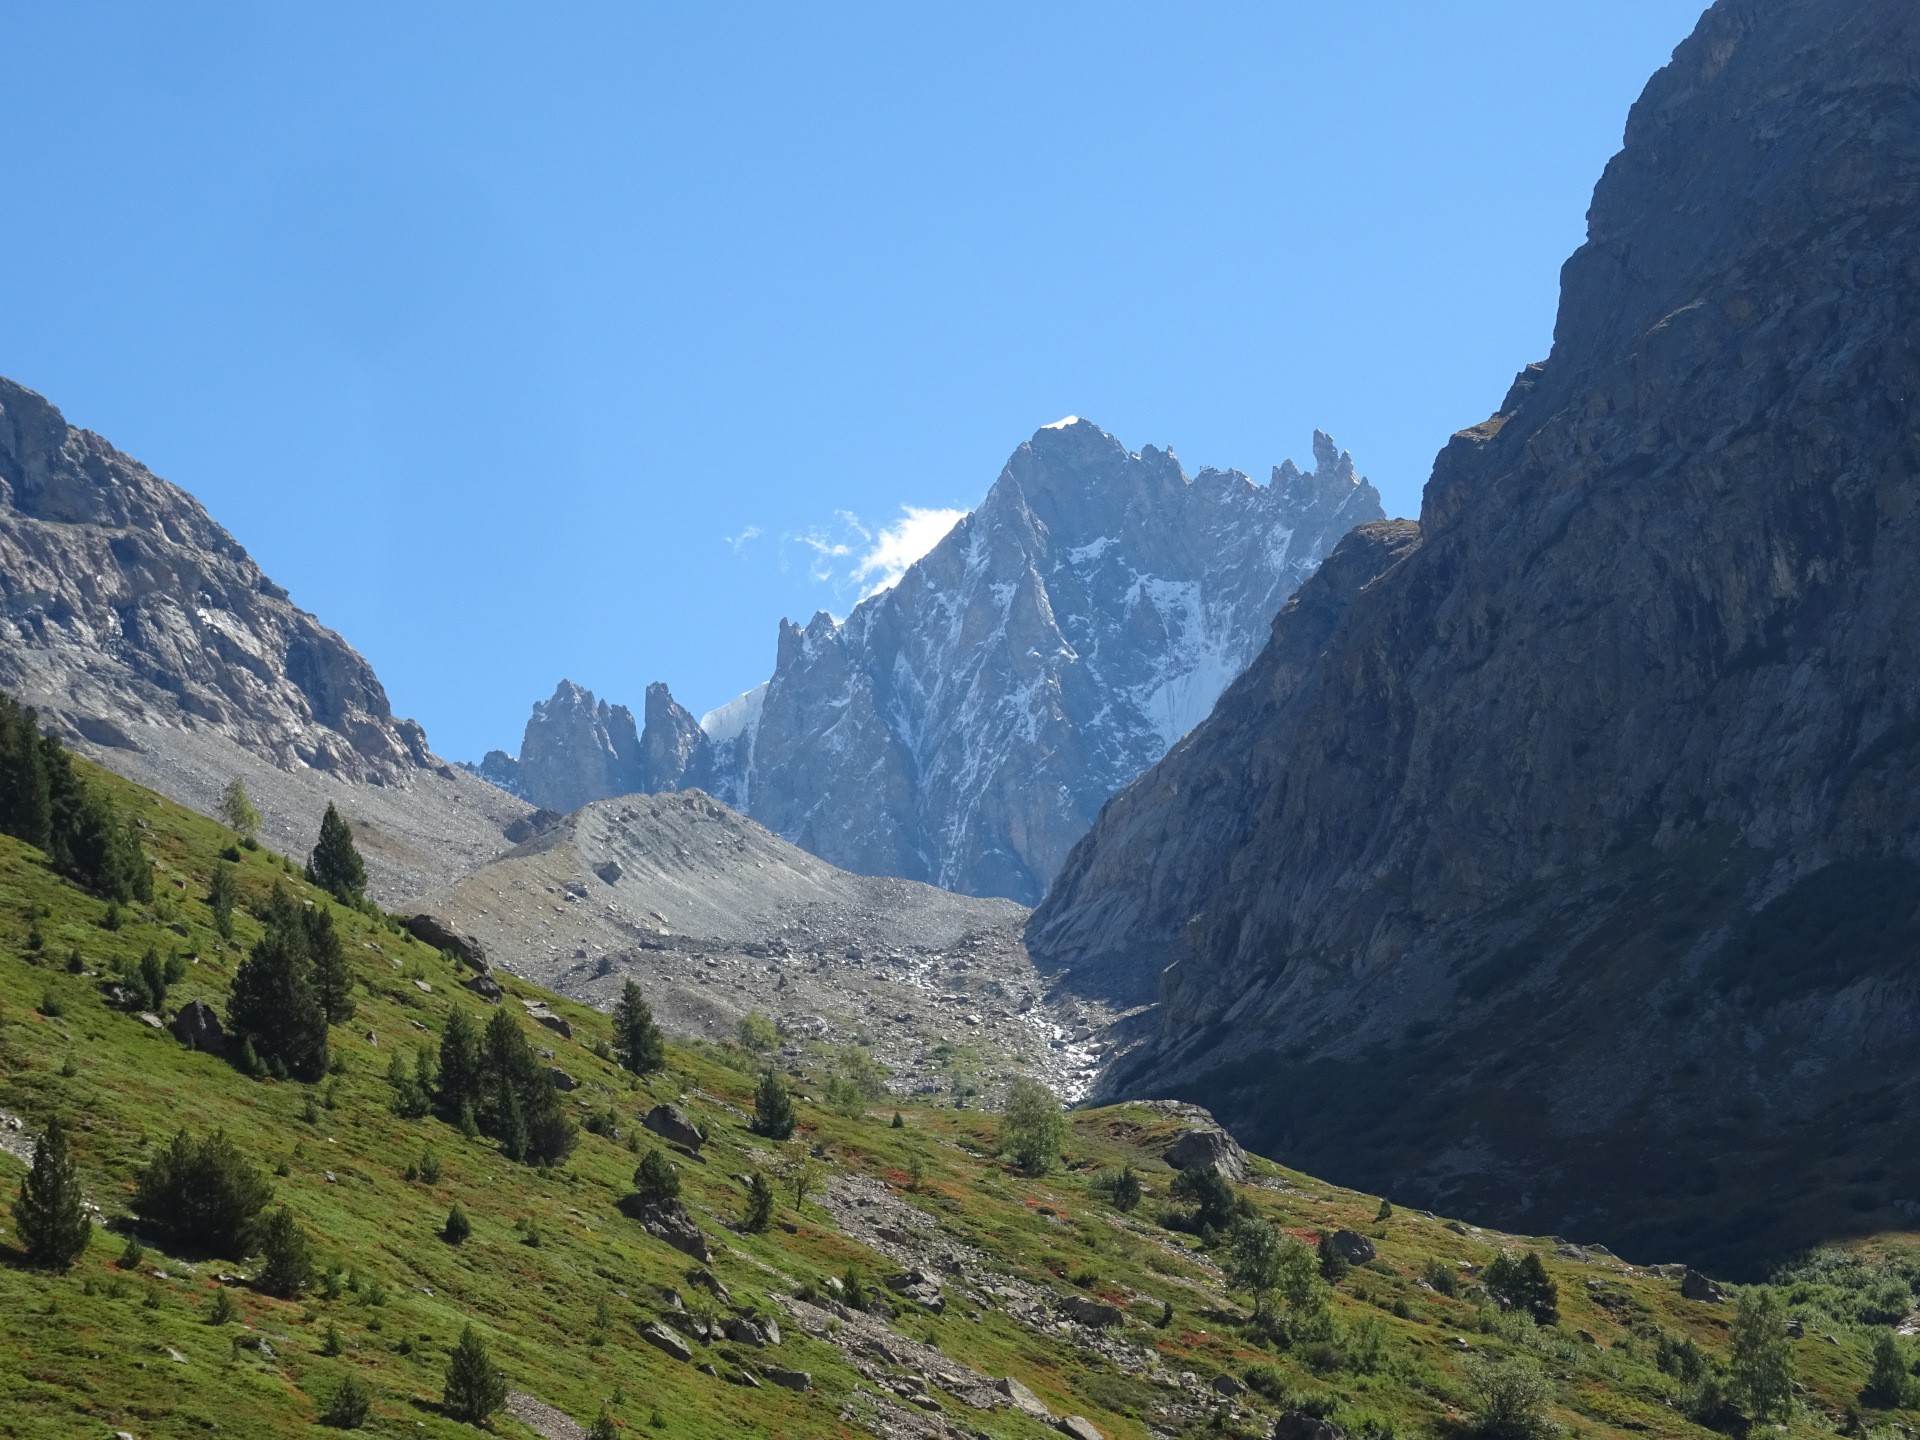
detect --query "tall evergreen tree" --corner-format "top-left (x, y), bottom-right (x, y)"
top-left (476, 1009), bottom-right (575, 1166)
top-left (0, 693), bottom-right (54, 847)
top-left (442, 1324), bottom-right (507, 1424)
top-left (208, 860), bottom-right (237, 939)
top-left (610, 980), bottom-right (666, 1075)
top-left (12, 1117), bottom-right (91, 1269)
top-left (305, 803), bottom-right (366, 904)
top-left (228, 885), bottom-right (330, 1080)
top-left (752, 1068), bottom-right (796, 1140)
top-left (437, 1008), bottom-right (485, 1123)
top-left (301, 904), bottom-right (355, 1024)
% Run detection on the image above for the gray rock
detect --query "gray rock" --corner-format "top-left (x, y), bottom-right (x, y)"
top-left (1213, 1374), bottom-right (1246, 1397)
top-left (1059, 1294), bottom-right (1126, 1328)
top-left (995, 1376), bottom-right (1051, 1420)
top-left (1163, 1126), bottom-right (1248, 1182)
top-left (643, 1104), bottom-right (705, 1151)
top-left (462, 973), bottom-right (504, 1002)
top-left (1328, 1230), bottom-right (1376, 1265)
top-left (1057, 1417), bottom-right (1105, 1440)
top-left (764, 1367), bottom-right (811, 1392)
top-left (170, 999), bottom-right (224, 1051)
top-left (639, 1321), bottom-right (692, 1362)
top-left (405, 915), bottom-right (490, 972)
top-left (722, 1315), bottom-right (780, 1347)
top-left (620, 1198), bottom-right (711, 1264)
top-left (522, 1002), bottom-right (572, 1039)
top-left (1273, 1414), bottom-right (1348, 1440)
top-left (546, 1067), bottom-right (578, 1092)
top-left (1682, 1270), bottom-right (1725, 1304)
top-left (885, 1269), bottom-right (947, 1313)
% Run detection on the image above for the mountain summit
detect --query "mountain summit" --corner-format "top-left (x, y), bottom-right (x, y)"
top-left (493, 418), bottom-right (1383, 902)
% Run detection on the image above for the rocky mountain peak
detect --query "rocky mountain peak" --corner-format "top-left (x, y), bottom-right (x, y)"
top-left (491, 418), bottom-right (1385, 904)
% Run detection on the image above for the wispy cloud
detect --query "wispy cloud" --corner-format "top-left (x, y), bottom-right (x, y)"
top-left (724, 524), bottom-right (763, 553)
top-left (780, 504), bottom-right (968, 598)
top-left (851, 506), bottom-right (967, 597)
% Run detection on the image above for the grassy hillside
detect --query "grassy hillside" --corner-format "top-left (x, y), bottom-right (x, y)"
top-left (0, 759), bottom-right (1917, 1439)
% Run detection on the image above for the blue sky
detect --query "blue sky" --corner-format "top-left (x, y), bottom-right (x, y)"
top-left (0, 2), bottom-right (1706, 760)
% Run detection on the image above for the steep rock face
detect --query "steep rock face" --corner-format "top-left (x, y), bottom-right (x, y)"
top-left (504, 420), bottom-right (1381, 902)
top-left (1033, 0), bottom-right (1920, 1273)
top-left (513, 680), bottom-right (643, 814)
top-left (0, 377), bottom-right (528, 897)
top-left (0, 376), bottom-right (428, 778)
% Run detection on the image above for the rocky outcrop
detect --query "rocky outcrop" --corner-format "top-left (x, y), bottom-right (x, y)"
top-left (1033, 0), bottom-right (1920, 1274)
top-left (0, 376), bottom-right (527, 900)
top-left (493, 422), bottom-right (1381, 903)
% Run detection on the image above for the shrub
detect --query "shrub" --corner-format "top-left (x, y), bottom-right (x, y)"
top-left (1422, 1257), bottom-right (1460, 1297)
top-left (117, 1234), bottom-right (145, 1270)
top-left (217, 778), bottom-right (261, 842)
top-left (1095, 1164), bottom-right (1143, 1212)
top-left (1864, 1331), bottom-right (1914, 1409)
top-left (11, 1117), bottom-right (91, 1269)
top-left (206, 1287), bottom-right (238, 1325)
top-left (633, 1150), bottom-right (680, 1206)
top-left (443, 1203), bottom-right (471, 1245)
top-left (319, 1370), bottom-right (372, 1428)
top-left (752, 1068), bottom-right (796, 1140)
top-left (1484, 1250), bottom-right (1558, 1324)
top-left (320, 1319), bottom-right (344, 1356)
top-left (1229, 1217), bottom-right (1286, 1319)
top-left (254, 1205), bottom-right (315, 1299)
top-left (999, 1078), bottom-right (1068, 1176)
top-left (1170, 1166), bottom-right (1238, 1233)
top-left (133, 1129), bottom-right (273, 1257)
top-left (736, 1011), bottom-right (778, 1052)
top-left (841, 1265), bottom-right (869, 1311)
top-left (442, 1324), bottom-right (507, 1424)
top-left (1465, 1354), bottom-right (1560, 1440)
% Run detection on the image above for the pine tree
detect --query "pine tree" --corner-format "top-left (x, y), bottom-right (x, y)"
top-left (588, 1402), bottom-right (619, 1440)
top-left (752, 1068), bottom-right (796, 1140)
top-left (442, 1323), bottom-right (507, 1424)
top-left (217, 778), bottom-right (261, 841)
top-left (742, 1171), bottom-right (775, 1233)
top-left (443, 1202), bottom-right (472, 1244)
top-left (209, 860), bottom-right (237, 939)
top-left (475, 1008), bottom-right (576, 1166)
top-left (254, 1205), bottom-right (315, 1298)
top-left (319, 1371), bottom-right (372, 1428)
top-left (610, 980), bottom-right (666, 1076)
top-left (302, 904), bottom-right (355, 1024)
top-left (12, 1117), bottom-right (91, 1269)
top-left (132, 1128), bottom-right (274, 1257)
top-left (228, 886), bottom-right (330, 1080)
top-left (305, 803), bottom-right (366, 905)
top-left (436, 1008), bottom-right (485, 1121)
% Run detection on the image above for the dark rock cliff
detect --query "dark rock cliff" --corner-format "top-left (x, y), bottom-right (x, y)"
top-left (1031, 0), bottom-right (1920, 1273)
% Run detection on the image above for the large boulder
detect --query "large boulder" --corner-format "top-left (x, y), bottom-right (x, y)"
top-left (639, 1321), bottom-right (692, 1362)
top-left (620, 1197), bottom-right (711, 1264)
top-left (169, 999), bottom-right (225, 1051)
top-left (1273, 1415), bottom-right (1348, 1440)
top-left (405, 914), bottom-right (490, 972)
top-left (996, 1376), bottom-right (1052, 1420)
top-left (462, 973), bottom-right (504, 1002)
top-left (1163, 1125), bottom-right (1248, 1182)
top-left (723, 1314), bottom-right (781, 1347)
top-left (1060, 1294), bottom-right (1126, 1328)
top-left (1681, 1269), bottom-right (1725, 1303)
top-left (522, 1001), bottom-right (572, 1039)
top-left (643, 1104), bottom-right (706, 1151)
top-left (1058, 1418), bottom-right (1105, 1440)
top-left (885, 1268), bottom-right (947, 1313)
top-left (764, 1367), bottom-right (811, 1392)
top-left (1328, 1229), bottom-right (1376, 1265)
